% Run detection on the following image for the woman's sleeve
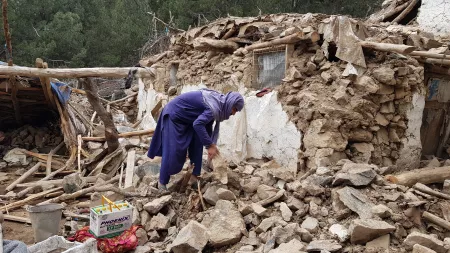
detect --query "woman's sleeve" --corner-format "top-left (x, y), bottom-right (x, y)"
top-left (193, 108), bottom-right (215, 147)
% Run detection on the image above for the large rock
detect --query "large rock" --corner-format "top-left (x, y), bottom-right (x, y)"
top-left (257, 185), bottom-right (278, 199)
top-left (329, 224), bottom-right (349, 242)
top-left (201, 200), bottom-right (245, 247)
top-left (301, 217), bottom-right (319, 233)
top-left (3, 148), bottom-right (30, 166)
top-left (413, 244), bottom-right (438, 253)
top-left (332, 163), bottom-right (377, 187)
top-left (306, 240), bottom-right (342, 252)
top-left (373, 67), bottom-right (396, 85)
top-left (217, 188), bottom-right (236, 201)
top-left (404, 232), bottom-right (446, 253)
top-left (171, 221), bottom-right (209, 253)
top-left (349, 219), bottom-right (395, 244)
top-left (204, 185), bottom-right (220, 205)
top-left (268, 239), bottom-right (306, 253)
top-left (279, 203), bottom-right (292, 222)
top-left (337, 187), bottom-right (374, 219)
top-left (135, 161), bottom-right (160, 179)
top-left (62, 173), bottom-right (85, 193)
top-left (148, 213), bottom-right (170, 231)
top-left (143, 195), bottom-right (172, 214)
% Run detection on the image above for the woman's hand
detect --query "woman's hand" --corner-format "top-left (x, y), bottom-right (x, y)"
top-left (207, 144), bottom-right (219, 159)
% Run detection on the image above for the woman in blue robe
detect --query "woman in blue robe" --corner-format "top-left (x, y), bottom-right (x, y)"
top-left (147, 89), bottom-right (244, 190)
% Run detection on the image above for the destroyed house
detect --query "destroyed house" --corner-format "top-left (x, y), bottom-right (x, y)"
top-left (136, 12), bottom-right (450, 176)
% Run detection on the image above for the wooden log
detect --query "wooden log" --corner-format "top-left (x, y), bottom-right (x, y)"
top-left (20, 149), bottom-right (65, 167)
top-left (36, 58), bottom-right (56, 108)
top-left (6, 162), bottom-right (41, 191)
top-left (427, 65), bottom-right (450, 76)
top-left (81, 129), bottom-right (155, 142)
top-left (0, 187), bottom-right (63, 212)
top-left (393, 0), bottom-right (419, 23)
top-left (124, 150), bottom-right (135, 188)
top-left (245, 32), bottom-right (307, 51)
top-left (4, 214), bottom-right (31, 224)
top-left (16, 176), bottom-right (100, 188)
top-left (0, 65), bottom-right (154, 78)
top-left (193, 38), bottom-right (239, 53)
top-left (409, 51), bottom-right (450, 60)
top-left (82, 78), bottom-right (119, 153)
top-left (43, 177), bottom-right (119, 204)
top-left (385, 166), bottom-right (450, 186)
top-left (417, 57), bottom-right (450, 66)
top-left (413, 183), bottom-right (450, 200)
top-left (46, 142), bottom-right (64, 177)
top-left (108, 92), bottom-right (137, 105)
top-left (360, 41), bottom-right (416, 54)
top-left (423, 211), bottom-right (450, 230)
top-left (368, 1), bottom-right (410, 22)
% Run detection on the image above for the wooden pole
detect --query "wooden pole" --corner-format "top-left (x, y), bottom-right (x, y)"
top-left (82, 78), bottom-right (119, 153)
top-left (423, 211), bottom-right (450, 230)
top-left (413, 183), bottom-right (450, 200)
top-left (81, 129), bottom-right (155, 142)
top-left (359, 41), bottom-right (416, 54)
top-left (410, 51), bottom-right (450, 60)
top-left (245, 32), bottom-right (315, 51)
top-left (0, 187), bottom-right (63, 212)
top-left (0, 65), bottom-right (154, 78)
top-left (393, 0), bottom-right (419, 23)
top-left (386, 166), bottom-right (450, 186)
top-left (6, 162), bottom-right (41, 192)
top-left (77, 135), bottom-right (82, 173)
top-left (46, 142), bottom-right (64, 177)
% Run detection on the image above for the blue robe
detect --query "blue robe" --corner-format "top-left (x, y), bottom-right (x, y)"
top-left (148, 91), bottom-right (214, 184)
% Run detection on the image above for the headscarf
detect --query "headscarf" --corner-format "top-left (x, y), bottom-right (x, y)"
top-left (200, 89), bottom-right (244, 144)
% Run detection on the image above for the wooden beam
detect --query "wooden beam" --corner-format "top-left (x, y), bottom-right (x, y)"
top-left (0, 65), bottom-right (154, 78)
top-left (423, 211), bottom-right (450, 230)
top-left (4, 214), bottom-right (31, 224)
top-left (410, 51), bottom-right (450, 60)
top-left (81, 129), bottom-right (155, 142)
top-left (193, 38), bottom-right (240, 53)
top-left (35, 58), bottom-right (54, 108)
top-left (0, 187), bottom-right (63, 212)
top-left (417, 57), bottom-right (450, 66)
top-left (245, 32), bottom-right (318, 52)
top-left (360, 41), bottom-right (416, 54)
top-left (124, 150), bottom-right (135, 188)
top-left (427, 65), bottom-right (450, 76)
top-left (6, 162), bottom-right (41, 191)
top-left (386, 166), bottom-right (450, 186)
top-left (393, 0), bottom-right (419, 23)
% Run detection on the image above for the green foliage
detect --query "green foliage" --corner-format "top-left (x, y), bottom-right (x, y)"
top-left (0, 0), bottom-right (381, 67)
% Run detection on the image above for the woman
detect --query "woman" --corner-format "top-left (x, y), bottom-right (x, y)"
top-left (147, 89), bottom-right (244, 190)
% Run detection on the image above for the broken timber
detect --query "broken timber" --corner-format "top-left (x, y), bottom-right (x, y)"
top-left (0, 65), bottom-right (154, 78)
top-left (386, 166), bottom-right (450, 186)
top-left (245, 32), bottom-right (319, 51)
top-left (81, 129), bottom-right (155, 142)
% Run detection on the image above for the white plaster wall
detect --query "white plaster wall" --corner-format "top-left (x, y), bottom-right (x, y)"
top-left (139, 84), bottom-right (302, 170)
top-left (417, 0), bottom-right (450, 35)
top-left (396, 93), bottom-right (425, 170)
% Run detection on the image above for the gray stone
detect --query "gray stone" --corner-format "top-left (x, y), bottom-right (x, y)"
top-left (257, 185), bottom-right (278, 200)
top-left (201, 200), bottom-right (245, 247)
top-left (371, 204), bottom-right (393, 218)
top-left (140, 211), bottom-right (150, 226)
top-left (286, 196), bottom-right (305, 211)
top-left (62, 173), bottom-right (85, 193)
top-left (135, 161), bottom-right (160, 179)
top-left (413, 244), bottom-right (437, 253)
top-left (328, 224), bottom-right (349, 242)
top-left (144, 195), bottom-right (172, 214)
top-left (306, 240), bottom-right (342, 252)
top-left (148, 230), bottom-right (160, 242)
top-left (301, 217), bottom-right (319, 233)
top-left (243, 165), bottom-right (255, 175)
top-left (337, 187), bottom-right (374, 219)
top-left (132, 208), bottom-right (141, 225)
top-left (87, 141), bottom-right (103, 150)
top-left (134, 246), bottom-right (151, 253)
top-left (332, 163), bottom-right (377, 187)
top-left (242, 177), bottom-right (262, 193)
top-left (269, 239), bottom-right (306, 253)
top-left (217, 188), bottom-right (236, 201)
top-left (251, 203), bottom-right (268, 217)
top-left (404, 232), bottom-right (446, 253)
top-left (244, 213), bottom-right (260, 226)
top-left (3, 148), bottom-right (30, 166)
top-left (171, 221), bottom-right (209, 253)
top-left (239, 201), bottom-right (253, 216)
top-left (204, 185), bottom-right (220, 205)
top-left (349, 219), bottom-right (395, 244)
top-left (256, 216), bottom-right (287, 233)
top-left (280, 203), bottom-right (293, 222)
top-left (373, 67), bottom-right (396, 85)
top-left (366, 234), bottom-right (390, 251)
top-left (149, 213), bottom-right (170, 231)
top-left (136, 228), bottom-right (148, 246)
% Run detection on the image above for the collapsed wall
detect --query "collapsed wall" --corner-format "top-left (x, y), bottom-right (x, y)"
top-left (137, 13), bottom-right (429, 174)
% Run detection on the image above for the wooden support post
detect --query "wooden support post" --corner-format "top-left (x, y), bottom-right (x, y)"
top-left (35, 58), bottom-right (53, 108)
top-left (6, 162), bottom-right (41, 192)
top-left (124, 150), bottom-right (136, 188)
top-left (77, 135), bottom-right (82, 173)
top-left (82, 78), bottom-right (119, 153)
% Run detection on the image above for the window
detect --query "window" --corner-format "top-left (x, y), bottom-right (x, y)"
top-left (253, 46), bottom-right (286, 89)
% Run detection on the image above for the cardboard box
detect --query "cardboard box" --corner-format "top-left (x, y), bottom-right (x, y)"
top-left (90, 200), bottom-right (133, 237)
